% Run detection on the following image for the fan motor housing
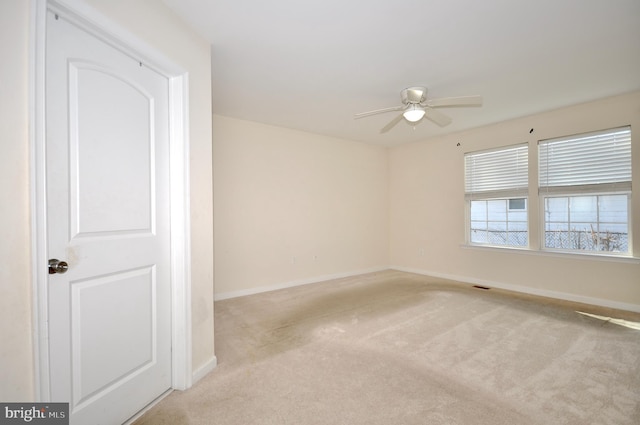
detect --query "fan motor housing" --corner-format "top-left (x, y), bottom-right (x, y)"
top-left (401, 87), bottom-right (428, 105)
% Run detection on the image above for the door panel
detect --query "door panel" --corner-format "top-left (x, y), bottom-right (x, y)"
top-left (70, 62), bottom-right (154, 236)
top-left (46, 10), bottom-right (171, 424)
top-left (71, 266), bottom-right (155, 407)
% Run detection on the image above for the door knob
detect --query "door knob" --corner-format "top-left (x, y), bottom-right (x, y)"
top-left (48, 259), bottom-right (69, 274)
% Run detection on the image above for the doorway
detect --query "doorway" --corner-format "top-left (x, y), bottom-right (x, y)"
top-left (31, 0), bottom-right (192, 423)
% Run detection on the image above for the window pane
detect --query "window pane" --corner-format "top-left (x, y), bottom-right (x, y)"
top-left (595, 224), bottom-right (627, 252)
top-left (538, 127), bottom-right (631, 256)
top-left (488, 221), bottom-right (507, 245)
top-left (509, 221), bottom-right (528, 232)
top-left (508, 209), bottom-right (527, 222)
top-left (507, 221), bottom-right (528, 246)
top-left (509, 198), bottom-right (526, 210)
top-left (569, 226), bottom-right (592, 250)
top-left (599, 195), bottom-right (627, 222)
top-left (470, 200), bottom-right (487, 221)
top-left (466, 144), bottom-right (529, 248)
top-left (570, 196), bottom-right (597, 222)
top-left (545, 220), bottom-right (569, 249)
top-left (469, 198), bottom-right (527, 247)
top-left (487, 230), bottom-right (506, 245)
top-left (487, 200), bottom-right (507, 221)
top-left (507, 234), bottom-right (527, 246)
top-left (543, 194), bottom-right (629, 253)
top-left (545, 197), bottom-right (568, 222)
top-left (471, 220), bottom-right (487, 231)
top-left (471, 228), bottom-right (487, 244)
top-left (603, 223), bottom-right (627, 234)
top-left (488, 221), bottom-right (507, 232)
top-left (546, 221), bottom-right (568, 231)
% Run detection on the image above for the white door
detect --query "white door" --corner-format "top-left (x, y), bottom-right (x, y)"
top-left (46, 10), bottom-right (172, 424)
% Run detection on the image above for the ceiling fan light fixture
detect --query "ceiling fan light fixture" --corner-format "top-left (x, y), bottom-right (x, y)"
top-left (403, 105), bottom-right (425, 122)
top-left (354, 87), bottom-right (481, 133)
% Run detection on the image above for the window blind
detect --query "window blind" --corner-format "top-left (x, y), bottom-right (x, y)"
top-left (538, 126), bottom-right (631, 194)
top-left (464, 144), bottom-right (528, 200)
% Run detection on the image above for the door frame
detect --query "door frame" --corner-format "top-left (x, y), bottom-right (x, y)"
top-left (30, 0), bottom-right (193, 401)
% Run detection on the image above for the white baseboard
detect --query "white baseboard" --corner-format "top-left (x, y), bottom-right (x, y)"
top-left (214, 265), bottom-right (640, 312)
top-left (192, 355), bottom-right (217, 384)
top-left (390, 266), bottom-right (640, 313)
top-left (214, 266), bottom-right (389, 301)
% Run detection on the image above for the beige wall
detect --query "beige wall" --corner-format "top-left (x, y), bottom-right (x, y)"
top-left (0, 0), bottom-right (33, 401)
top-left (212, 116), bottom-right (389, 297)
top-left (390, 91), bottom-right (640, 309)
top-left (2, 0), bottom-right (638, 404)
top-left (213, 93), bottom-right (640, 309)
top-left (0, 0), bottom-right (215, 401)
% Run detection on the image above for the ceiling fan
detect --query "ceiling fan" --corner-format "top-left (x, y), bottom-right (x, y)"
top-left (354, 87), bottom-right (482, 133)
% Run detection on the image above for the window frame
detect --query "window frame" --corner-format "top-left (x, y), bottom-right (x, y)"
top-left (462, 126), bottom-right (635, 259)
top-left (539, 191), bottom-right (631, 255)
top-left (537, 126), bottom-right (632, 257)
top-left (464, 143), bottom-right (529, 249)
top-left (468, 197), bottom-right (529, 248)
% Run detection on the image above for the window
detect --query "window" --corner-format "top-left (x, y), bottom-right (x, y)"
top-left (509, 198), bottom-right (526, 210)
top-left (539, 127), bottom-right (631, 255)
top-left (465, 144), bottom-right (528, 247)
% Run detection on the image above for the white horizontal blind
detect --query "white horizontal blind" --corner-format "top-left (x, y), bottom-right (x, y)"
top-left (539, 126), bottom-right (631, 193)
top-left (465, 144), bottom-right (528, 199)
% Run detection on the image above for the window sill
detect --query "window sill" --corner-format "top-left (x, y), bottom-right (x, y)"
top-left (460, 244), bottom-right (640, 264)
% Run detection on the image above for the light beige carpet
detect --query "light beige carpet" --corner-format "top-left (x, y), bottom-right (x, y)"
top-left (134, 270), bottom-right (640, 425)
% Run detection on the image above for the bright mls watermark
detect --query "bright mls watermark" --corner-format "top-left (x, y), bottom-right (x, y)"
top-left (0, 403), bottom-right (68, 424)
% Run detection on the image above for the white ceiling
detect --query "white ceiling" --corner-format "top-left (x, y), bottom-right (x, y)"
top-left (163, 0), bottom-right (640, 146)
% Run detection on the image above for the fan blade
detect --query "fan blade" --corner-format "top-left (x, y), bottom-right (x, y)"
top-left (426, 95), bottom-right (483, 108)
top-left (380, 114), bottom-right (404, 133)
top-left (354, 105), bottom-right (404, 119)
top-left (425, 107), bottom-right (452, 127)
